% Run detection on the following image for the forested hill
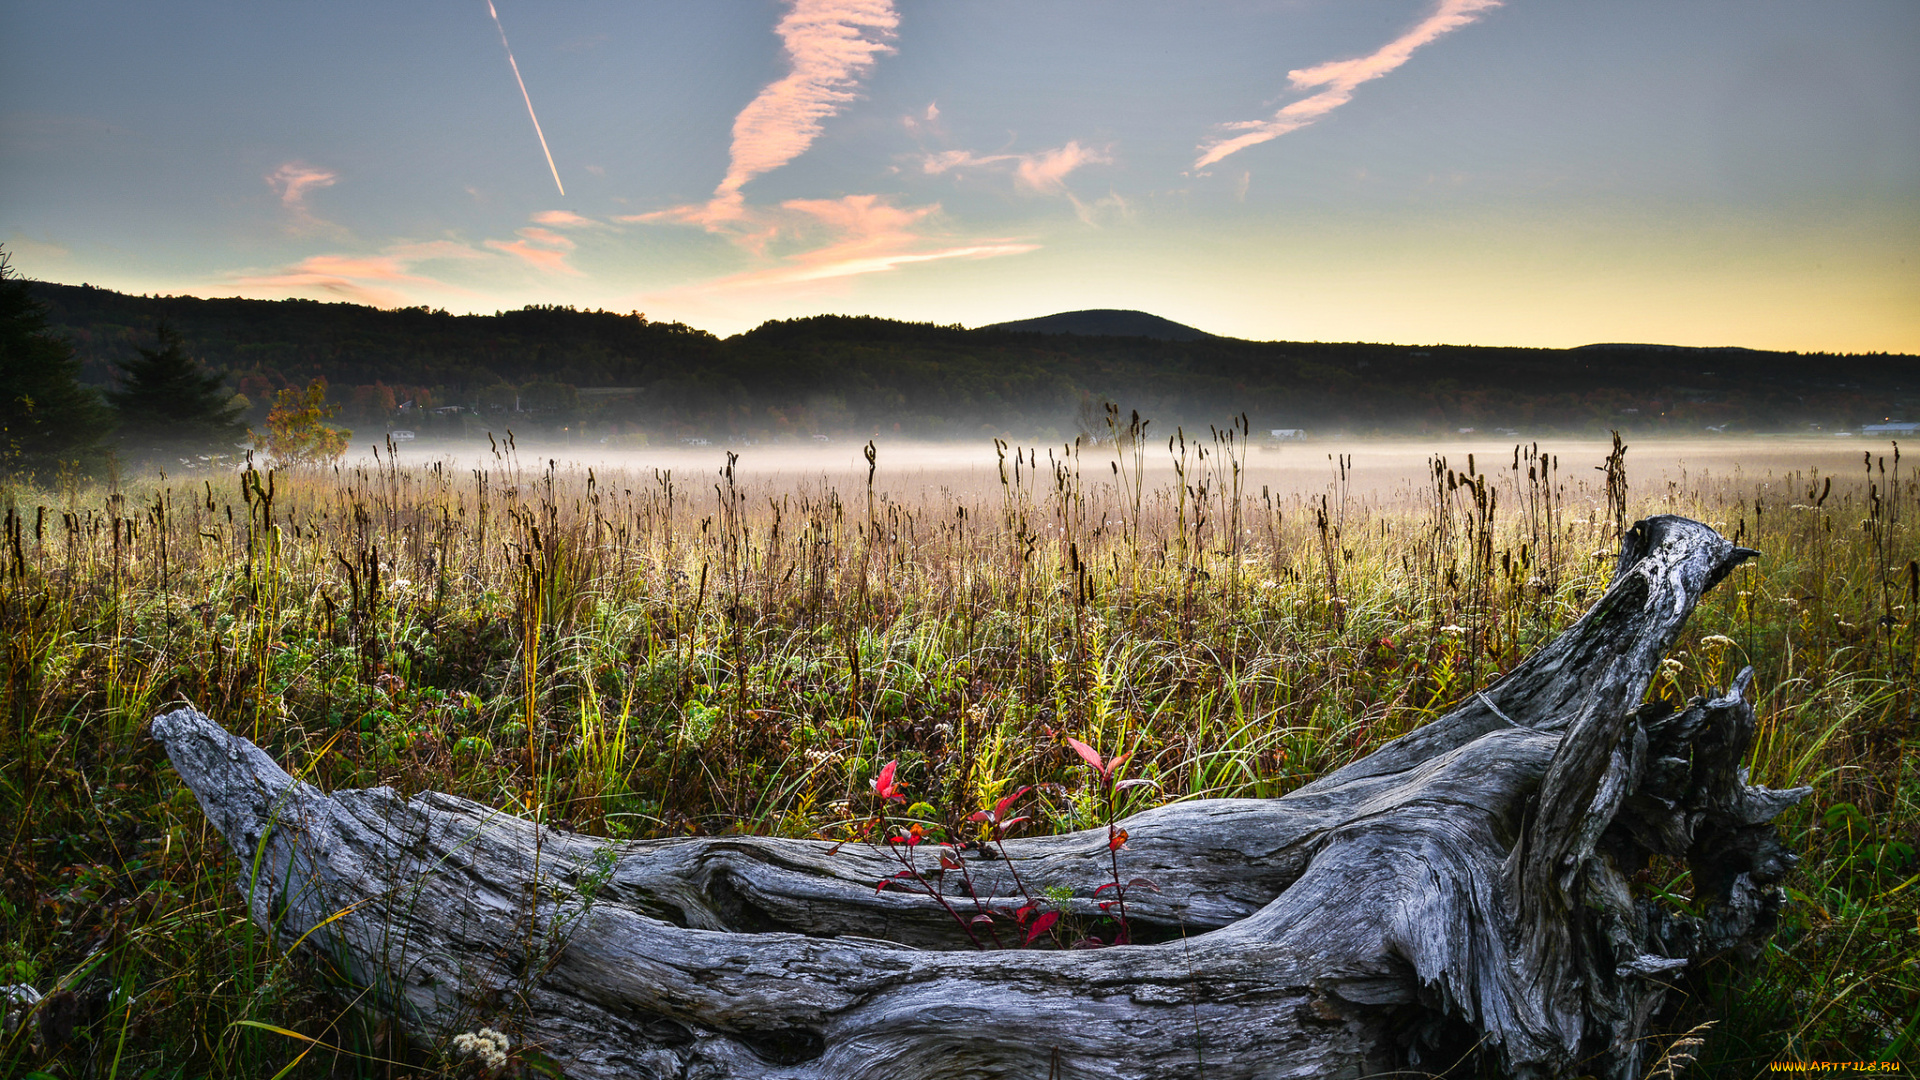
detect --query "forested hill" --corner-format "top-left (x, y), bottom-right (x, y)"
top-left (26, 280), bottom-right (1918, 439)
top-left (33, 282), bottom-right (720, 391)
top-left (981, 309), bottom-right (1214, 341)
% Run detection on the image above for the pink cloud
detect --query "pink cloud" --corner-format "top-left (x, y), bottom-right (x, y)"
top-left (382, 239), bottom-right (490, 263)
top-left (757, 241), bottom-right (1036, 286)
top-left (902, 100), bottom-right (942, 135)
top-left (231, 253), bottom-right (425, 307)
top-left (628, 2), bottom-right (904, 236)
top-left (227, 241), bottom-right (487, 307)
top-left (919, 141), bottom-right (1110, 197)
top-left (265, 162), bottom-right (344, 235)
top-left (1193, 0), bottom-right (1501, 170)
top-left (529, 209), bottom-right (607, 229)
top-left (281, 255), bottom-right (422, 281)
top-left (783, 193), bottom-right (926, 240)
top-left (697, 0), bottom-right (898, 224)
top-left (484, 237), bottom-right (580, 275)
top-left (267, 162), bottom-right (337, 209)
top-left (920, 148), bottom-right (1012, 176)
top-left (1013, 142), bottom-right (1110, 195)
top-left (513, 226), bottom-right (575, 249)
top-left (649, 194), bottom-right (1035, 299)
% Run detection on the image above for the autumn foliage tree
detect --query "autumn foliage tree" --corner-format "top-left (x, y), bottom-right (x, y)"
top-left (252, 377), bottom-right (349, 464)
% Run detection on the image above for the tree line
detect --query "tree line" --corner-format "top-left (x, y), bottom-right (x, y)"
top-left (1, 253), bottom-right (351, 480)
top-left (6, 249), bottom-right (1917, 479)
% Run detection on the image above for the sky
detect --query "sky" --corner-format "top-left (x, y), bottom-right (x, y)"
top-left (2, 0), bottom-right (1916, 352)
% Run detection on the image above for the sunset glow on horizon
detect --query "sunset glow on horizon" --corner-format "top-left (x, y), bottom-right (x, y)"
top-left (2, 1), bottom-right (1915, 352)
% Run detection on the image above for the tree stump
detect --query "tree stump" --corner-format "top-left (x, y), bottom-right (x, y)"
top-left (153, 516), bottom-right (1805, 1079)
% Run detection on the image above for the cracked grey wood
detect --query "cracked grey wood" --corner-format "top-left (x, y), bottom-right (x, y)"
top-left (153, 515), bottom-right (1807, 1079)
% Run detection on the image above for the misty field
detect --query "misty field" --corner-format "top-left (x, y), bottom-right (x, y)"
top-left (2, 432), bottom-right (1914, 1078)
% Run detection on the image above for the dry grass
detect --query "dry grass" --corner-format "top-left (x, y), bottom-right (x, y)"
top-left (1, 431), bottom-right (1913, 1077)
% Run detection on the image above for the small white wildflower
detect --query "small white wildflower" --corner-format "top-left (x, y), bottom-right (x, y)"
top-left (1659, 657), bottom-right (1685, 678)
top-left (1701, 634), bottom-right (1737, 649)
top-left (453, 1027), bottom-right (511, 1070)
top-left (1439, 625), bottom-right (1467, 637)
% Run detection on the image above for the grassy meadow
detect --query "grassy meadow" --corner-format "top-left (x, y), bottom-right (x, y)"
top-left (1, 430), bottom-right (1915, 1078)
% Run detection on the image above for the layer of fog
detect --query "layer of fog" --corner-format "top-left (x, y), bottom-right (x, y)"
top-left (356, 436), bottom-right (1887, 509)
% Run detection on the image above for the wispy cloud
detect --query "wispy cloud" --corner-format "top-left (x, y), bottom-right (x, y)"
top-left (266, 162), bottom-right (342, 233)
top-left (529, 209), bottom-right (610, 229)
top-left (645, 194), bottom-right (1034, 301)
top-left (920, 140), bottom-right (1117, 222)
top-left (229, 241), bottom-right (486, 306)
top-left (382, 239), bottom-right (491, 263)
top-left (1013, 141), bottom-right (1110, 196)
top-left (1068, 190), bottom-right (1132, 227)
top-left (920, 141), bottom-right (1111, 194)
top-left (1193, 0), bottom-right (1501, 171)
top-left (699, 0), bottom-right (899, 223)
top-left (485, 225), bottom-right (581, 275)
top-left (626, 2), bottom-right (1030, 307)
top-left (515, 227), bottom-right (575, 249)
top-left (267, 162), bottom-right (336, 209)
top-left (902, 100), bottom-right (942, 136)
top-left (4, 234), bottom-right (70, 263)
top-left (232, 253), bottom-right (429, 307)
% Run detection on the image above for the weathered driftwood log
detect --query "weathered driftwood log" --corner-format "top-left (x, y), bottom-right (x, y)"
top-left (154, 516), bottom-right (1806, 1079)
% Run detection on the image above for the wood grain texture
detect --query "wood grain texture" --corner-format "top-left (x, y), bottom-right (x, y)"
top-left (153, 515), bottom-right (1806, 1079)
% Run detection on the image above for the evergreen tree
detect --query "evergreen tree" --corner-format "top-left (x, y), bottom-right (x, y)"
top-left (0, 248), bottom-right (114, 480)
top-left (108, 320), bottom-right (246, 460)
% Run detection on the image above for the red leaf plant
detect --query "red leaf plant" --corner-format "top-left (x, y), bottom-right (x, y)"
top-left (848, 746), bottom-right (1156, 950)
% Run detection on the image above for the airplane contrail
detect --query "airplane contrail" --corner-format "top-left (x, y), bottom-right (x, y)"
top-left (485, 0), bottom-right (565, 196)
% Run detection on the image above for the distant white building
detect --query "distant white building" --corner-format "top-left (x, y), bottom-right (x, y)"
top-left (1861, 421), bottom-right (1920, 435)
top-left (1269, 428), bottom-right (1305, 440)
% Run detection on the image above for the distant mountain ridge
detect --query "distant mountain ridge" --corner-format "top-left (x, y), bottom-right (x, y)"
top-left (982, 309), bottom-right (1217, 341)
top-left (1575, 343), bottom-right (1764, 354)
